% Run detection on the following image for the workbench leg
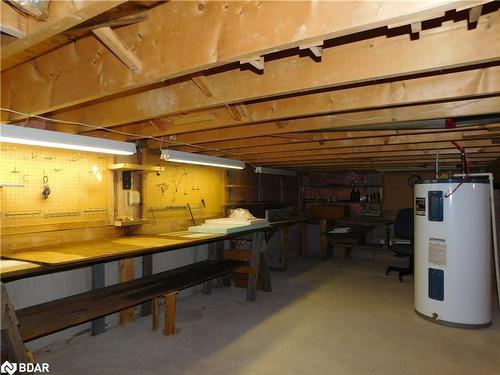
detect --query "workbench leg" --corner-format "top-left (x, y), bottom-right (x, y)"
top-left (119, 259), bottom-right (135, 325)
top-left (163, 292), bottom-right (177, 336)
top-left (279, 228), bottom-right (289, 272)
top-left (141, 255), bottom-right (153, 316)
top-left (1, 283), bottom-right (28, 363)
top-left (203, 243), bottom-right (216, 294)
top-left (152, 297), bottom-right (160, 331)
top-left (259, 236), bottom-right (272, 293)
top-left (247, 232), bottom-right (261, 301)
top-left (91, 264), bottom-right (106, 336)
top-left (300, 222), bottom-right (308, 260)
top-left (215, 241), bottom-right (225, 288)
top-left (320, 219), bottom-right (329, 259)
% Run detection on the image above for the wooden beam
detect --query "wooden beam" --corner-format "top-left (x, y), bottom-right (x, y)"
top-left (191, 75), bottom-right (213, 97)
top-left (174, 123), bottom-right (500, 154)
top-left (253, 148), bottom-right (500, 164)
top-left (92, 27), bottom-right (142, 73)
top-left (0, 0), bottom-right (127, 71)
top-left (226, 104), bottom-right (249, 122)
top-left (233, 140), bottom-right (497, 161)
top-left (170, 97), bottom-right (500, 145)
top-left (194, 125), bottom-right (500, 157)
top-left (0, 2), bottom-right (27, 38)
top-left (1, 0), bottom-right (494, 119)
top-left (53, 65), bottom-right (500, 138)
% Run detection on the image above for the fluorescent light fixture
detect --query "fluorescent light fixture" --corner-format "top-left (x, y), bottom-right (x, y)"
top-left (0, 124), bottom-right (136, 155)
top-left (161, 149), bottom-right (245, 169)
top-left (255, 166), bottom-right (297, 176)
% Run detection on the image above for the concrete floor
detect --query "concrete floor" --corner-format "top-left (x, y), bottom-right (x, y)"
top-left (37, 257), bottom-right (500, 375)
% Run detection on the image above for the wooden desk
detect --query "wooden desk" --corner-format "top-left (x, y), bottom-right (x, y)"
top-left (318, 216), bottom-right (395, 259)
top-left (327, 216), bottom-right (395, 260)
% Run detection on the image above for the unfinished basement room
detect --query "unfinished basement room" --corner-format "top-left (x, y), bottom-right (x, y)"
top-left (0, 1), bottom-right (499, 374)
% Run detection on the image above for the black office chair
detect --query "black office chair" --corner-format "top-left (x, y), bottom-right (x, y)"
top-left (386, 208), bottom-right (414, 282)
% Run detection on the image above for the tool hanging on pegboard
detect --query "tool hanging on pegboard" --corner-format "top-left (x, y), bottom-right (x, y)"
top-left (41, 172), bottom-right (50, 199)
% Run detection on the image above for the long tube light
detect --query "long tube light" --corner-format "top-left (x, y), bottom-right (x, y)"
top-left (161, 149), bottom-right (245, 169)
top-left (255, 166), bottom-right (297, 176)
top-left (0, 124), bottom-right (136, 155)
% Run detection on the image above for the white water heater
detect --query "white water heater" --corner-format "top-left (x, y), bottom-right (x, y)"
top-left (414, 178), bottom-right (492, 327)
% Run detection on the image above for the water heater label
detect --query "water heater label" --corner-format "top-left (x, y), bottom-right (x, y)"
top-left (416, 197), bottom-right (426, 216)
top-left (429, 238), bottom-right (447, 265)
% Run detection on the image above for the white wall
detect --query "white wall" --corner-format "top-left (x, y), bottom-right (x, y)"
top-left (5, 245), bottom-right (208, 352)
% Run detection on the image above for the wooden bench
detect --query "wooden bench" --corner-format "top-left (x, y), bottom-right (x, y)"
top-left (16, 259), bottom-right (244, 342)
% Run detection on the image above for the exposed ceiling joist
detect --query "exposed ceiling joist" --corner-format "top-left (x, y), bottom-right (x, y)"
top-left (70, 65), bottom-right (500, 139)
top-left (1, 0), bottom-right (496, 121)
top-left (0, 0), bottom-right (128, 71)
top-left (168, 97), bottom-right (500, 145)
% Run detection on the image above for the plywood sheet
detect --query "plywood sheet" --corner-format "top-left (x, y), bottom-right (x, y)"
top-left (1, 236), bottom-right (191, 265)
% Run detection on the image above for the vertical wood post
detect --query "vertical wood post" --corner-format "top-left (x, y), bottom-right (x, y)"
top-left (141, 254), bottom-right (153, 316)
top-left (152, 297), bottom-right (160, 331)
top-left (247, 232), bottom-right (261, 301)
top-left (119, 259), bottom-right (135, 324)
top-left (163, 292), bottom-right (176, 336)
top-left (319, 219), bottom-right (329, 259)
top-left (91, 264), bottom-right (106, 335)
top-left (202, 242), bottom-right (216, 294)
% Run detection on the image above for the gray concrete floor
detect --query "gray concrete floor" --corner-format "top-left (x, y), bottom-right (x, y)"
top-left (37, 257), bottom-right (500, 375)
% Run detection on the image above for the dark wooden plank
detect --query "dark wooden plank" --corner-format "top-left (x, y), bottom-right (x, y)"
top-left (202, 243), bottom-right (217, 294)
top-left (17, 260), bottom-right (244, 342)
top-left (91, 264), bottom-right (106, 336)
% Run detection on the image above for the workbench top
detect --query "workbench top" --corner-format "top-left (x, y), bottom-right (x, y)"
top-left (1, 217), bottom-right (312, 281)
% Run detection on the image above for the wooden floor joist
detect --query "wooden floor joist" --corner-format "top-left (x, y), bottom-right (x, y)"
top-left (2, 1), bottom-right (497, 122)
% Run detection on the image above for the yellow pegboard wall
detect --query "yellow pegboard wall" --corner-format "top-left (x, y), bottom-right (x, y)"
top-left (143, 161), bottom-right (225, 226)
top-left (0, 143), bottom-right (113, 229)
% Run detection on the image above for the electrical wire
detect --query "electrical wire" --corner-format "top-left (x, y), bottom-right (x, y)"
top-left (444, 140), bottom-right (470, 198)
top-left (0, 108), bottom-right (257, 168)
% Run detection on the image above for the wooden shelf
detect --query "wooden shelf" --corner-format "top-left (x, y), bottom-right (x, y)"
top-left (113, 219), bottom-right (152, 227)
top-left (108, 163), bottom-right (164, 172)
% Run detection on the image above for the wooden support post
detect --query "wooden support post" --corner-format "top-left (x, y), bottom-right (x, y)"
top-left (319, 219), bottom-right (329, 259)
top-left (91, 264), bottom-right (105, 336)
top-left (141, 254), bottom-right (153, 316)
top-left (259, 234), bottom-right (272, 292)
top-left (215, 240), bottom-right (225, 288)
top-left (119, 259), bottom-right (135, 324)
top-left (279, 228), bottom-right (289, 271)
top-left (247, 232), bottom-right (261, 301)
top-left (152, 297), bottom-right (160, 331)
top-left (202, 242), bottom-right (216, 294)
top-left (300, 222), bottom-right (308, 260)
top-left (1, 283), bottom-right (28, 363)
top-left (163, 292), bottom-right (176, 336)
top-left (92, 26), bottom-right (142, 73)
